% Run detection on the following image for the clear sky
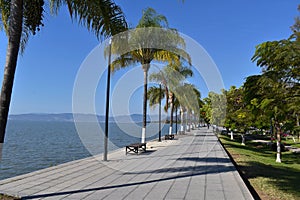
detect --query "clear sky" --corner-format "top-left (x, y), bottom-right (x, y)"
top-left (0, 0), bottom-right (298, 115)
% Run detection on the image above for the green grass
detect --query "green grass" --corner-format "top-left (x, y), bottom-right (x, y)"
top-left (0, 194), bottom-right (19, 200)
top-left (218, 135), bottom-right (300, 200)
top-left (282, 138), bottom-right (300, 148)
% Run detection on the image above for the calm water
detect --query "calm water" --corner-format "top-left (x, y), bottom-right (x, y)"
top-left (0, 120), bottom-right (176, 180)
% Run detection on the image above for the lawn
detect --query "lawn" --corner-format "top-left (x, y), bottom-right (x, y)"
top-left (218, 135), bottom-right (300, 200)
top-left (0, 194), bottom-right (19, 200)
top-left (282, 138), bottom-right (300, 149)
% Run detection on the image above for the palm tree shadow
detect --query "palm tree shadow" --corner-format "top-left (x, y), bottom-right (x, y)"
top-left (177, 157), bottom-right (232, 163)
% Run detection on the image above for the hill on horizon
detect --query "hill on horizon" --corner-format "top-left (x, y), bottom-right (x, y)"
top-left (8, 113), bottom-right (168, 123)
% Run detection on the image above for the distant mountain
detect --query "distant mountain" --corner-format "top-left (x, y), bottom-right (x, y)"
top-left (9, 113), bottom-right (75, 122)
top-left (8, 113), bottom-right (165, 123)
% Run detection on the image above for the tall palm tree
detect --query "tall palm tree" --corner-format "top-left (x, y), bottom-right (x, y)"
top-left (0, 0), bottom-right (127, 156)
top-left (111, 7), bottom-right (190, 143)
top-left (147, 86), bottom-right (166, 109)
top-left (173, 96), bottom-right (180, 134)
top-left (150, 64), bottom-right (193, 135)
top-left (147, 85), bottom-right (165, 141)
top-left (175, 83), bottom-right (201, 133)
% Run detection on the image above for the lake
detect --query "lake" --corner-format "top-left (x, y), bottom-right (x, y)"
top-left (0, 120), bottom-right (177, 180)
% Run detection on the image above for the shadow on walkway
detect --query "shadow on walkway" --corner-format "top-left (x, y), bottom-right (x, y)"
top-left (21, 164), bottom-right (235, 200)
top-left (177, 156), bottom-right (231, 163)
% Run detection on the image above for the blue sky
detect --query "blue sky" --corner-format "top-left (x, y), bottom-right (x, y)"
top-left (0, 0), bottom-right (298, 115)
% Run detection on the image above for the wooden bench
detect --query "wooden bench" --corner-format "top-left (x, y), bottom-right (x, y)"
top-left (125, 143), bottom-right (147, 155)
top-left (165, 134), bottom-right (175, 140)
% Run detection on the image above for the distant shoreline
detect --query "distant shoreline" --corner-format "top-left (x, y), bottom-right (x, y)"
top-left (8, 113), bottom-right (169, 123)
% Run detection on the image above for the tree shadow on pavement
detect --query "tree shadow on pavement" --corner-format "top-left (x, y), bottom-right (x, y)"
top-left (21, 164), bottom-right (234, 199)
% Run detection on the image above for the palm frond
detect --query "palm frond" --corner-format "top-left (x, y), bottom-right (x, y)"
top-left (0, 0), bottom-right (45, 54)
top-left (0, 0), bottom-right (9, 34)
top-left (110, 53), bottom-right (139, 72)
top-left (137, 7), bottom-right (168, 28)
top-left (147, 86), bottom-right (165, 109)
top-left (66, 0), bottom-right (127, 39)
top-left (50, 0), bottom-right (127, 39)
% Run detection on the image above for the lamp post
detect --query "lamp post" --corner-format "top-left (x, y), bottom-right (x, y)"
top-left (103, 38), bottom-right (112, 161)
top-left (158, 83), bottom-right (162, 142)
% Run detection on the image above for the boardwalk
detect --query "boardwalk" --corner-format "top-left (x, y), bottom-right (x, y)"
top-left (0, 128), bottom-right (254, 200)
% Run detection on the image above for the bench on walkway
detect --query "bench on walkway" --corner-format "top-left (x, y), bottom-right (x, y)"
top-left (165, 134), bottom-right (175, 140)
top-left (125, 143), bottom-right (146, 155)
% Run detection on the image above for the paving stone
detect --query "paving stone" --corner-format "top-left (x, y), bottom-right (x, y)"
top-left (0, 128), bottom-right (254, 200)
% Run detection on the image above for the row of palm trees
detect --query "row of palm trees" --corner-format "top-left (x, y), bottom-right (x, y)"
top-left (109, 8), bottom-right (202, 143)
top-left (0, 1), bottom-right (202, 157)
top-left (148, 64), bottom-right (201, 136)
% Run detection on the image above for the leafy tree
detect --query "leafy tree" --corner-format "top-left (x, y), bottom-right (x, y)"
top-left (243, 75), bottom-right (270, 131)
top-left (224, 86), bottom-right (253, 144)
top-left (251, 50), bottom-right (299, 162)
top-left (245, 72), bottom-right (291, 162)
top-left (248, 5), bottom-right (300, 161)
top-left (0, 0), bottom-right (127, 157)
top-left (207, 91), bottom-right (226, 127)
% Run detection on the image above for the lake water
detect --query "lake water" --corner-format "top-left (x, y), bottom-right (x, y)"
top-left (0, 120), bottom-right (177, 180)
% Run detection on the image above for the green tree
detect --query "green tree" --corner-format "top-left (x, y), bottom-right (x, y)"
top-left (224, 86), bottom-right (252, 144)
top-left (110, 7), bottom-right (190, 143)
top-left (249, 71), bottom-right (295, 163)
top-left (243, 75), bottom-right (270, 131)
top-left (207, 91), bottom-right (226, 127)
top-left (200, 97), bottom-right (211, 126)
top-left (249, 5), bottom-right (300, 161)
top-left (0, 0), bottom-right (127, 157)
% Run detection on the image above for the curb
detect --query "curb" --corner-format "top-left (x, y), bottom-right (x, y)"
top-left (216, 134), bottom-right (261, 200)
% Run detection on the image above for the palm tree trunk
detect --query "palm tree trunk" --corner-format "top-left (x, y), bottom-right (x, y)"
top-left (169, 93), bottom-right (174, 135)
top-left (141, 63), bottom-right (150, 143)
top-left (180, 106), bottom-right (184, 134)
top-left (0, 0), bottom-right (23, 159)
top-left (186, 109), bottom-right (190, 132)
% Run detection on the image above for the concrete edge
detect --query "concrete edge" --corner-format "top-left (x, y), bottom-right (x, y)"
top-left (216, 134), bottom-right (261, 200)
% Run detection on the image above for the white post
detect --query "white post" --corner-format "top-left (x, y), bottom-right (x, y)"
top-left (276, 141), bottom-right (281, 163)
top-left (231, 131), bottom-right (234, 140)
top-left (180, 107), bottom-right (184, 134)
top-left (241, 134), bottom-right (245, 145)
top-left (169, 126), bottom-right (173, 135)
top-left (141, 127), bottom-right (146, 143)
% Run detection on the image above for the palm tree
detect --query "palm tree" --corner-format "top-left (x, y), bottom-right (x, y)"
top-left (147, 86), bottom-right (166, 109)
top-left (0, 0), bottom-right (127, 156)
top-left (173, 96), bottom-right (180, 134)
top-left (175, 83), bottom-right (201, 133)
top-left (111, 7), bottom-right (190, 143)
top-left (147, 85), bottom-right (165, 141)
top-left (150, 64), bottom-right (193, 135)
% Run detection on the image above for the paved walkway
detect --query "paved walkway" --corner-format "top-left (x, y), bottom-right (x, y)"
top-left (0, 128), bottom-right (254, 200)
